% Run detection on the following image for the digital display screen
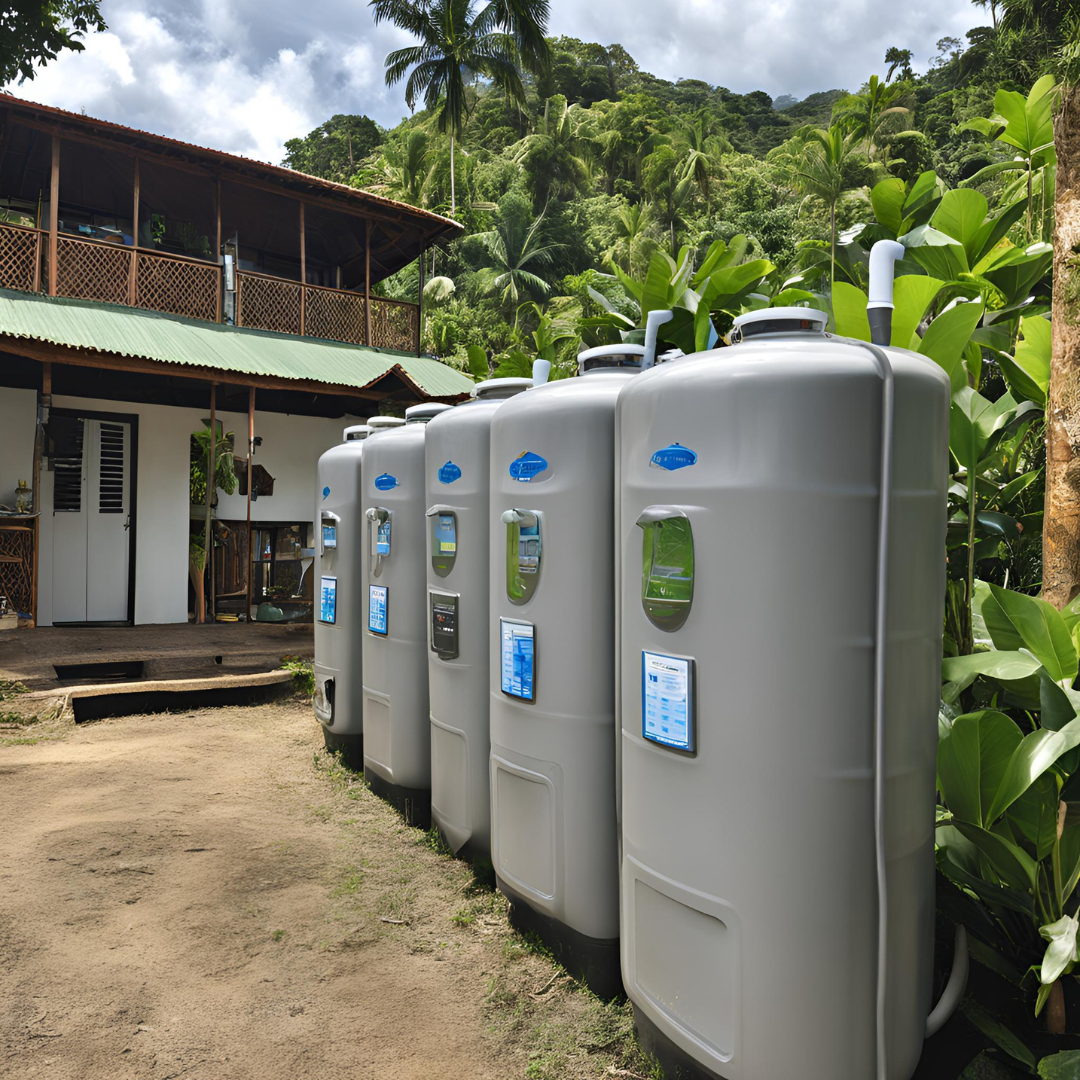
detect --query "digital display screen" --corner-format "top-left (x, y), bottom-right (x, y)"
top-left (434, 513), bottom-right (457, 555)
top-left (642, 651), bottom-right (693, 752)
top-left (518, 520), bottom-right (539, 574)
top-left (431, 592), bottom-right (459, 658)
top-left (368, 584), bottom-right (388, 635)
top-left (320, 576), bottom-right (337, 624)
top-left (376, 519), bottom-right (391, 556)
top-left (322, 524), bottom-right (337, 550)
top-left (501, 619), bottom-right (535, 701)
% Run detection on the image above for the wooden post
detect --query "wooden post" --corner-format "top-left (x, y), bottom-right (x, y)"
top-left (203, 382), bottom-right (216, 625)
top-left (31, 361), bottom-right (50, 515)
top-left (417, 242), bottom-right (424, 356)
top-left (215, 178), bottom-right (222, 324)
top-left (128, 157), bottom-right (140, 306)
top-left (47, 136), bottom-right (58, 296)
top-left (364, 218), bottom-right (372, 346)
top-left (246, 387), bottom-right (255, 621)
top-left (299, 201), bottom-right (306, 336)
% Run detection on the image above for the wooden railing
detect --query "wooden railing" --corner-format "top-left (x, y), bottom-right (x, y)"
top-left (0, 221), bottom-right (419, 352)
top-left (237, 270), bottom-right (420, 352)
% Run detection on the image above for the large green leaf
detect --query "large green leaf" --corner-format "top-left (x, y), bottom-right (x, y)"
top-left (1039, 1050), bottom-right (1080, 1079)
top-left (938, 709), bottom-right (1025, 826)
top-left (995, 74), bottom-right (1057, 157)
top-left (640, 251), bottom-right (678, 316)
top-left (891, 275), bottom-right (945, 349)
top-left (1039, 673), bottom-right (1080, 732)
top-left (975, 581), bottom-right (1025, 651)
top-left (972, 199), bottom-right (1028, 265)
top-left (465, 344), bottom-right (489, 380)
top-left (901, 169), bottom-right (945, 230)
top-left (702, 259), bottom-right (775, 312)
top-left (870, 177), bottom-right (906, 235)
top-left (986, 717), bottom-right (1080, 823)
top-left (918, 301), bottom-right (984, 392)
top-left (989, 585), bottom-right (1078, 685)
top-left (953, 819), bottom-right (1040, 891)
top-left (1000, 316), bottom-right (1051, 407)
top-left (831, 280), bottom-right (870, 340)
top-left (950, 388), bottom-right (1013, 471)
top-left (932, 189), bottom-right (991, 266)
top-left (941, 651), bottom-right (1042, 686)
top-left (1007, 773), bottom-right (1061, 860)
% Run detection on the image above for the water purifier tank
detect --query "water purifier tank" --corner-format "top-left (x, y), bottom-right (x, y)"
top-left (488, 345), bottom-right (649, 999)
top-left (615, 307), bottom-right (949, 1079)
top-left (361, 403), bottom-right (452, 826)
top-left (425, 378), bottom-right (532, 860)
top-left (313, 424), bottom-right (370, 765)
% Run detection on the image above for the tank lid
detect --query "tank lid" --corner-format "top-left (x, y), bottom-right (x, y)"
top-left (472, 377), bottom-right (532, 400)
top-left (577, 342), bottom-right (645, 375)
top-left (405, 402), bottom-right (453, 423)
top-left (367, 416), bottom-right (406, 430)
top-left (343, 424), bottom-right (371, 442)
top-left (731, 307), bottom-right (829, 342)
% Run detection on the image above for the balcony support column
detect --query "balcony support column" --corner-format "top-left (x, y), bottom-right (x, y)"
top-left (47, 137), bottom-right (58, 296)
top-left (417, 242), bottom-right (424, 356)
top-left (128, 157), bottom-right (140, 306)
top-left (299, 201), bottom-right (306, 337)
top-left (364, 218), bottom-right (372, 347)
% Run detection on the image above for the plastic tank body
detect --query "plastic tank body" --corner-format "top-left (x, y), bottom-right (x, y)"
top-left (361, 405), bottom-right (452, 826)
top-left (615, 311), bottom-right (949, 1079)
top-left (488, 350), bottom-right (645, 999)
top-left (313, 424), bottom-right (370, 766)
top-left (426, 379), bottom-right (532, 860)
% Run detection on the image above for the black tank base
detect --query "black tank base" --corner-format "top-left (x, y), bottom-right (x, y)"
top-left (501, 886), bottom-right (623, 1001)
top-left (364, 769), bottom-right (431, 830)
top-left (444, 835), bottom-right (495, 884)
top-left (321, 727), bottom-right (363, 770)
top-left (633, 1005), bottom-right (727, 1080)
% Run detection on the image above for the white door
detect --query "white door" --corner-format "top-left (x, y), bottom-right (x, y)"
top-left (52, 417), bottom-right (132, 623)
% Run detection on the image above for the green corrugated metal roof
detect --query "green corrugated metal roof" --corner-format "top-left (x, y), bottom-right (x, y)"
top-left (0, 288), bottom-right (474, 399)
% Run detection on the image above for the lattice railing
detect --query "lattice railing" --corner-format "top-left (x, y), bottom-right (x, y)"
top-left (0, 524), bottom-right (35, 618)
top-left (0, 224), bottom-right (41, 293)
top-left (304, 285), bottom-right (367, 346)
top-left (55, 235), bottom-right (132, 304)
top-left (237, 271), bottom-right (302, 336)
top-left (371, 296), bottom-right (419, 352)
top-left (136, 253), bottom-right (220, 322)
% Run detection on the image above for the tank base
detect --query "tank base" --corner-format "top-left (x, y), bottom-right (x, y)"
top-left (364, 769), bottom-right (431, 830)
top-left (500, 885), bottom-right (623, 1001)
top-left (632, 1005), bottom-right (727, 1080)
top-left (321, 727), bottom-right (363, 770)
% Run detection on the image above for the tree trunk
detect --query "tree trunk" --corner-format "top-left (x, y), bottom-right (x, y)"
top-left (450, 135), bottom-right (456, 217)
top-left (1043, 84), bottom-right (1080, 610)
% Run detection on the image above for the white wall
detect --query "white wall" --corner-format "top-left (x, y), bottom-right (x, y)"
top-left (0, 387), bottom-right (37, 506)
top-left (37, 395), bottom-right (360, 626)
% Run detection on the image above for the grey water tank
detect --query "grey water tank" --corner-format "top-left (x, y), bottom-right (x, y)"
top-left (615, 308), bottom-right (949, 1080)
top-left (488, 346), bottom-right (648, 999)
top-left (313, 424), bottom-right (370, 766)
top-left (361, 403), bottom-right (452, 826)
top-left (425, 378), bottom-right (532, 860)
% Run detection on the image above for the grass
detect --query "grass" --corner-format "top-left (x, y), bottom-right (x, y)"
top-left (282, 655), bottom-right (314, 697)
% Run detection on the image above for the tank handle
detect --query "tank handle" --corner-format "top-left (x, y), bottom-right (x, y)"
top-left (642, 310), bottom-right (674, 370)
top-left (501, 508), bottom-right (529, 524)
top-left (867, 239), bottom-right (905, 346)
top-left (426, 504), bottom-right (456, 518)
top-left (925, 924), bottom-right (969, 1039)
top-left (635, 505), bottom-right (689, 527)
top-left (365, 506), bottom-right (390, 576)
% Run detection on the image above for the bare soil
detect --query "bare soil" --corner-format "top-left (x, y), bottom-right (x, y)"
top-left (0, 699), bottom-right (652, 1080)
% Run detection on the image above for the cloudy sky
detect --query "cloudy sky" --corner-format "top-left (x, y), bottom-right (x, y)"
top-left (2, 0), bottom-right (983, 165)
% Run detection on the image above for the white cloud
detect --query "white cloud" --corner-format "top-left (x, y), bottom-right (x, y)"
top-left (3, 0), bottom-right (984, 164)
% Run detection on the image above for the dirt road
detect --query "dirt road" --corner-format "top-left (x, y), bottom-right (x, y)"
top-left (0, 700), bottom-right (646, 1080)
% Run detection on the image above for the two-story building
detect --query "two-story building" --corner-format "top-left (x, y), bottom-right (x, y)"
top-left (0, 94), bottom-right (470, 629)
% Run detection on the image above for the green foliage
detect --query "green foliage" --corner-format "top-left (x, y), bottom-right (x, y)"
top-left (281, 656), bottom-right (314, 698)
top-left (283, 115), bottom-right (384, 182)
top-left (0, 0), bottom-right (106, 84)
top-left (190, 425), bottom-right (239, 506)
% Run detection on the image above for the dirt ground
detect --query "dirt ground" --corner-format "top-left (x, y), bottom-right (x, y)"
top-left (0, 698), bottom-right (653, 1080)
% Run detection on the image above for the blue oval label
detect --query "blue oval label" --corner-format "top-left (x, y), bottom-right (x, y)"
top-left (650, 443), bottom-right (698, 471)
top-left (374, 473), bottom-right (398, 491)
top-left (509, 451), bottom-right (549, 482)
top-left (322, 485), bottom-right (330, 500)
top-left (438, 460), bottom-right (462, 485)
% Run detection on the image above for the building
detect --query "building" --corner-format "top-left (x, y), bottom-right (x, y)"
top-left (0, 94), bottom-right (470, 628)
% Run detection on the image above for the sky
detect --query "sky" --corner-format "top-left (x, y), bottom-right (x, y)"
top-left (2, 0), bottom-right (984, 165)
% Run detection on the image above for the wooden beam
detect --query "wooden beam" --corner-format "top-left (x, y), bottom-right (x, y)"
top-left (205, 382), bottom-right (216, 624)
top-left (247, 387), bottom-right (254, 621)
top-left (364, 218), bottom-right (372, 347)
top-left (299, 201), bottom-right (306, 336)
top-left (1, 339), bottom-right (392, 400)
top-left (47, 136), bottom-right (58, 296)
top-left (417, 243), bottom-right (424, 356)
top-left (128, 157), bottom-right (140, 305)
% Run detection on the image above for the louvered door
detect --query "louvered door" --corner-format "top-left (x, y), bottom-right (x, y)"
top-left (52, 418), bottom-right (132, 623)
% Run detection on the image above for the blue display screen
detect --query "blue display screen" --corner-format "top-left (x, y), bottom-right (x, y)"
top-left (433, 513), bottom-right (457, 555)
top-left (500, 619), bottom-right (535, 701)
top-left (320, 576), bottom-right (337, 624)
top-left (368, 584), bottom-right (388, 635)
top-left (322, 524), bottom-right (337, 549)
top-left (376, 519), bottom-right (391, 555)
top-left (642, 651), bottom-right (694, 752)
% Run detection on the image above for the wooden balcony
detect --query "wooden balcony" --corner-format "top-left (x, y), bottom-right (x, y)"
top-left (0, 221), bottom-right (420, 353)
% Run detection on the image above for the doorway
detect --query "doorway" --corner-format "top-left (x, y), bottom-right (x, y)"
top-left (50, 409), bottom-right (137, 624)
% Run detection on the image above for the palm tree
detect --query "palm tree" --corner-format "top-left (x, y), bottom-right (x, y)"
top-left (371, 0), bottom-right (549, 216)
top-left (793, 125), bottom-right (864, 287)
top-left (883, 46), bottom-right (914, 81)
top-left (604, 202), bottom-right (652, 277)
top-left (366, 127), bottom-right (433, 204)
top-left (676, 110), bottom-right (729, 207)
top-left (510, 94), bottom-right (591, 204)
top-left (833, 75), bottom-right (910, 163)
top-left (474, 193), bottom-right (561, 305)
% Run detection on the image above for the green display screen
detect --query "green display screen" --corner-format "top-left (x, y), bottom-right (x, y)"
top-left (641, 516), bottom-right (694, 631)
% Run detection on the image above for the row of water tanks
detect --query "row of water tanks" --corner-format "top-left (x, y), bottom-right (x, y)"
top-left (313, 248), bottom-right (959, 1080)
